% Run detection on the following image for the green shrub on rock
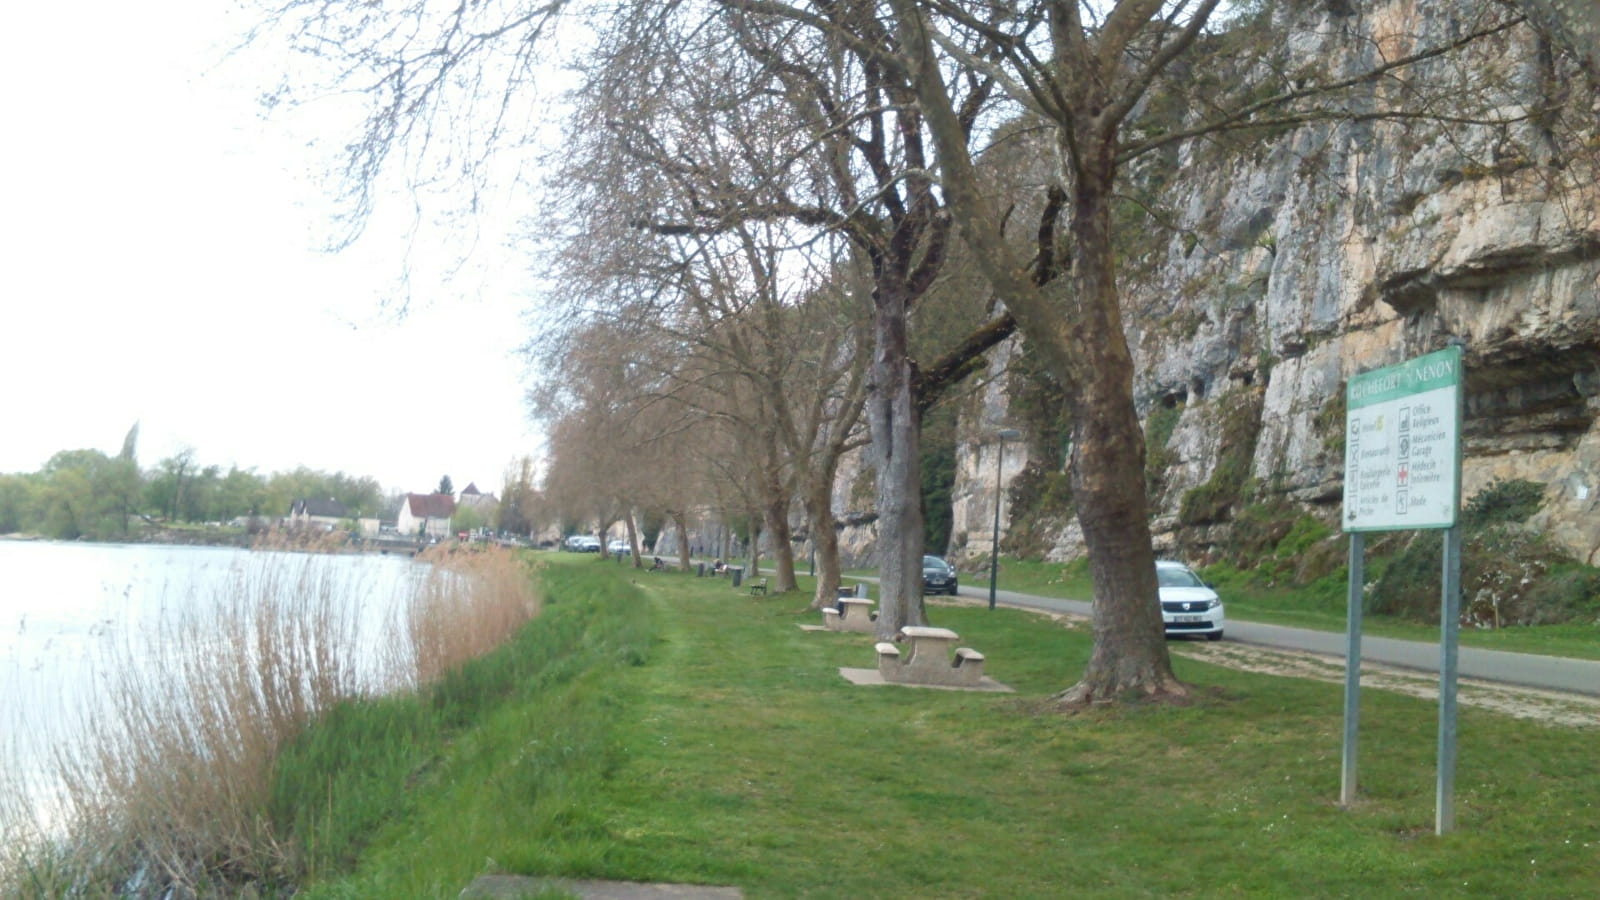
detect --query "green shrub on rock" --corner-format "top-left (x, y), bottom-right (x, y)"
top-left (1366, 478), bottom-right (1600, 627)
top-left (1462, 477), bottom-right (1546, 527)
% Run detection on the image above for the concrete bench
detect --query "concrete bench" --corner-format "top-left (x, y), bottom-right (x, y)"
top-left (876, 626), bottom-right (985, 687)
top-left (954, 647), bottom-right (985, 680)
top-left (875, 641), bottom-right (901, 666)
top-left (823, 597), bottom-right (876, 633)
top-left (749, 577), bottom-right (768, 596)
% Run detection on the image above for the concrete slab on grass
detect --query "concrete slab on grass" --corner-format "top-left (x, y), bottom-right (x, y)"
top-left (838, 667), bottom-right (1013, 693)
top-left (460, 876), bottom-right (742, 899)
top-left (797, 624), bottom-right (828, 631)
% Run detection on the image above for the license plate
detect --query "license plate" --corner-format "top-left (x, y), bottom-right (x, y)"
top-left (1174, 615), bottom-right (1204, 623)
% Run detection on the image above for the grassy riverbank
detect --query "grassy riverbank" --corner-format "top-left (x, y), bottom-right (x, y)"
top-left (0, 546), bottom-right (541, 898)
top-left (277, 555), bottom-right (1595, 897)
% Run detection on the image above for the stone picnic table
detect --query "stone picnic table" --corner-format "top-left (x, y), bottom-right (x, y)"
top-left (875, 625), bottom-right (986, 687)
top-left (823, 597), bottom-right (876, 633)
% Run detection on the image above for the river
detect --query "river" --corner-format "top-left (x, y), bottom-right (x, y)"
top-left (0, 540), bottom-right (425, 834)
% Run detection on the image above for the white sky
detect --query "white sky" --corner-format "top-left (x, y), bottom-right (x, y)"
top-left (0, 2), bottom-right (546, 497)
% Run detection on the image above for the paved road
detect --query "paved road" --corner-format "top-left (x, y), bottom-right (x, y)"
top-left (874, 580), bottom-right (1600, 698)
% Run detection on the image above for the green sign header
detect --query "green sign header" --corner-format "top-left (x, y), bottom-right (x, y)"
top-left (1343, 345), bottom-right (1464, 532)
top-left (1348, 345), bottom-right (1462, 408)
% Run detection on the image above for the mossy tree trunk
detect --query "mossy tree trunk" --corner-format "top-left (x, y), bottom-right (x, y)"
top-left (869, 275), bottom-right (930, 637)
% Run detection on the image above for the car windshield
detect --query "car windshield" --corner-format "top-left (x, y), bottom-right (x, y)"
top-left (922, 556), bottom-right (947, 571)
top-left (1156, 566), bottom-right (1205, 588)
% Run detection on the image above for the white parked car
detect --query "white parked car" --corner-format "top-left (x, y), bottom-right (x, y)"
top-left (1156, 560), bottom-right (1224, 641)
top-left (608, 538), bottom-right (631, 555)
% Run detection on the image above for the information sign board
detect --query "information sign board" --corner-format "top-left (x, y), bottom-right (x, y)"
top-left (1343, 346), bottom-right (1462, 531)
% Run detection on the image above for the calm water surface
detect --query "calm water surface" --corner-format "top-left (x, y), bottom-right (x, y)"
top-left (0, 540), bottom-right (423, 826)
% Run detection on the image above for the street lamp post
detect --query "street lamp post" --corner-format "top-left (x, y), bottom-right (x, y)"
top-left (989, 428), bottom-right (1021, 611)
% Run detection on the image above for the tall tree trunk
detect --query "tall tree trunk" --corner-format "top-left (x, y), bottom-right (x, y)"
top-left (624, 515), bottom-right (642, 568)
top-left (764, 490), bottom-right (798, 591)
top-left (804, 476), bottom-right (843, 609)
top-left (745, 514), bottom-right (762, 576)
top-left (760, 431), bottom-right (799, 591)
top-left (1056, 148), bottom-right (1183, 705)
top-left (672, 510), bottom-right (691, 571)
top-left (868, 280), bottom-right (927, 638)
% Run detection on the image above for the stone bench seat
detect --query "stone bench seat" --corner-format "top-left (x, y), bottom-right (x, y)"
top-left (953, 647), bottom-right (985, 680)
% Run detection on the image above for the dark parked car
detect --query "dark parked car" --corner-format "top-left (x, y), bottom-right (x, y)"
top-left (921, 555), bottom-right (959, 595)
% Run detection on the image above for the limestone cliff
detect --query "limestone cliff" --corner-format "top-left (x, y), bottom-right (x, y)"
top-left (946, 0), bottom-right (1600, 567)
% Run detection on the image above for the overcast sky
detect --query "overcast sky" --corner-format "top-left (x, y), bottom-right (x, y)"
top-left (0, 2), bottom-right (545, 496)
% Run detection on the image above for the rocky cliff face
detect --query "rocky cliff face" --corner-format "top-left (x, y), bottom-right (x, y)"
top-left (946, 0), bottom-right (1600, 567)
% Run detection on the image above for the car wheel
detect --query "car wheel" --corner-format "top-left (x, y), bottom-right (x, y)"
top-left (1206, 630), bottom-right (1223, 642)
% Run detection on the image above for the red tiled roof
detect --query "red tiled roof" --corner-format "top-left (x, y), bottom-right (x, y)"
top-left (406, 493), bottom-right (456, 518)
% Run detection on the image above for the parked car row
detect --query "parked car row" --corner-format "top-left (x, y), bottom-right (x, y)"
top-left (560, 535), bottom-right (641, 556)
top-left (916, 556), bottom-right (1223, 641)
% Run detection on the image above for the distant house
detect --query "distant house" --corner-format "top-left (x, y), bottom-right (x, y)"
top-left (288, 498), bottom-right (349, 531)
top-left (397, 492), bottom-right (456, 539)
top-left (456, 482), bottom-right (500, 521)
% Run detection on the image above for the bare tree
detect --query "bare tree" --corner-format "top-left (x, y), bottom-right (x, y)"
top-left (885, 0), bottom-right (1541, 704)
top-left (561, 1), bottom-right (1018, 632)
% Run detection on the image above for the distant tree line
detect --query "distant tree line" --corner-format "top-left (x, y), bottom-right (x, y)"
top-left (0, 425), bottom-right (384, 541)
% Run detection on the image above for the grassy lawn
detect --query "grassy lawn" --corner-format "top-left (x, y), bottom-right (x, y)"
top-left (296, 555), bottom-right (1599, 897)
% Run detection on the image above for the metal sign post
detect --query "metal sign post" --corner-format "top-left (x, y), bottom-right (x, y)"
top-left (1340, 345), bottom-right (1464, 833)
top-left (1340, 530), bottom-right (1364, 807)
top-left (1437, 524), bottom-right (1462, 833)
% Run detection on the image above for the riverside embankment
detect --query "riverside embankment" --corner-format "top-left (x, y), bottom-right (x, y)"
top-left (25, 555), bottom-right (1581, 899)
top-left (1, 542), bottom-right (537, 898)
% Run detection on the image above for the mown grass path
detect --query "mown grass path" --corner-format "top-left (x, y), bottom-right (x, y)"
top-left (300, 556), bottom-right (1599, 898)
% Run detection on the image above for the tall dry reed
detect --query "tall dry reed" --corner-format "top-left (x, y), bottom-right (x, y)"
top-left (0, 545), bottom-right (540, 897)
top-left (404, 546), bottom-right (543, 687)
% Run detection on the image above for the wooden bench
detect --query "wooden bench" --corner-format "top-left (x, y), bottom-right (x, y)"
top-left (748, 577), bottom-right (768, 596)
top-left (876, 626), bottom-right (985, 687)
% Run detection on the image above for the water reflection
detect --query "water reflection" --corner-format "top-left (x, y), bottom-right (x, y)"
top-left (0, 541), bottom-right (423, 835)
